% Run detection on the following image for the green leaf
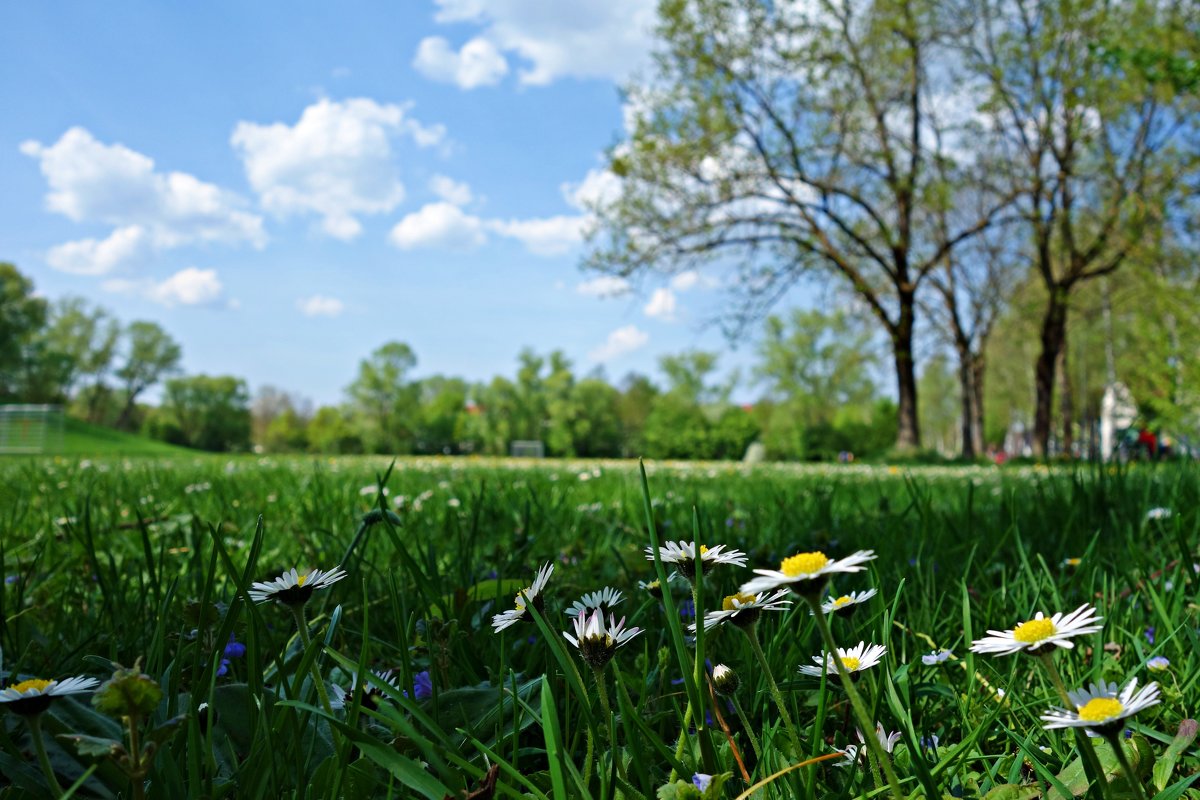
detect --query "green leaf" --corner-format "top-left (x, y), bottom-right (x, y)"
top-left (59, 734), bottom-right (125, 758)
top-left (983, 784), bottom-right (1043, 800)
top-left (1153, 720), bottom-right (1197, 792)
top-left (1050, 736), bottom-right (1154, 799)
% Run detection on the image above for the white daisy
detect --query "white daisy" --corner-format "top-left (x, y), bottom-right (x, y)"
top-left (712, 664), bottom-right (740, 695)
top-left (330, 670), bottom-right (401, 711)
top-left (638, 578), bottom-right (672, 598)
top-left (740, 550), bottom-right (875, 596)
top-left (688, 590), bottom-right (792, 632)
top-left (563, 609), bottom-right (643, 668)
top-left (491, 562), bottom-right (554, 633)
top-left (798, 642), bottom-right (887, 678)
top-left (0, 675), bottom-right (99, 716)
top-left (815, 589), bottom-right (877, 617)
top-left (969, 604), bottom-right (1103, 656)
top-left (1041, 679), bottom-right (1160, 736)
top-left (645, 541), bottom-right (748, 580)
top-left (565, 586), bottom-right (624, 618)
top-left (249, 566), bottom-right (347, 606)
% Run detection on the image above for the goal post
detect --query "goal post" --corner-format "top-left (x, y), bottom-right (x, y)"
top-left (0, 404), bottom-right (66, 454)
top-left (509, 440), bottom-right (545, 458)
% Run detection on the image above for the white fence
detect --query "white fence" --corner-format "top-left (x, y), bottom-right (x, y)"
top-left (0, 404), bottom-right (65, 454)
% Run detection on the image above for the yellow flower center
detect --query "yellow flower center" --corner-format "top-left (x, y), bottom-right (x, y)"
top-left (832, 595), bottom-right (853, 608)
top-left (297, 574), bottom-right (308, 587)
top-left (840, 657), bottom-right (861, 672)
top-left (723, 592), bottom-right (756, 611)
top-left (698, 545), bottom-right (709, 556)
top-left (1012, 617), bottom-right (1056, 643)
top-left (780, 551), bottom-right (830, 577)
top-left (1077, 697), bottom-right (1124, 722)
top-left (9, 678), bottom-right (52, 695)
top-left (1065, 558), bottom-right (1081, 567)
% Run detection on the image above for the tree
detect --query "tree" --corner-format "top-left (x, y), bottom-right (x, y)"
top-left (917, 353), bottom-right (960, 454)
top-left (162, 374), bottom-right (251, 452)
top-left (42, 297), bottom-right (120, 420)
top-left (306, 406), bottom-right (363, 454)
top-left (0, 263), bottom-right (48, 400)
top-left (616, 373), bottom-right (660, 457)
top-left (414, 376), bottom-right (469, 455)
top-left (966, 0), bottom-right (1196, 455)
top-left (347, 341), bottom-right (420, 453)
top-left (571, 378), bottom-right (624, 457)
top-left (116, 322), bottom-right (182, 429)
top-left (587, 0), bottom-right (1010, 450)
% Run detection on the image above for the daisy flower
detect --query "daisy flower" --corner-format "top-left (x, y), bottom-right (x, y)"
top-left (815, 589), bottom-right (877, 617)
top-left (645, 541), bottom-right (747, 580)
top-left (712, 664), bottom-right (740, 695)
top-left (1147, 656), bottom-right (1170, 672)
top-left (969, 604), bottom-right (1103, 656)
top-left (799, 642), bottom-right (887, 679)
top-left (0, 675), bottom-right (99, 716)
top-left (565, 586), bottom-right (624, 618)
top-left (689, 590), bottom-right (791, 633)
top-left (1041, 679), bottom-right (1160, 736)
top-left (491, 562), bottom-right (554, 633)
top-left (740, 550), bottom-right (875, 596)
top-left (563, 609), bottom-right (643, 669)
top-left (638, 578), bottom-right (669, 598)
top-left (330, 670), bottom-right (402, 711)
top-left (249, 566), bottom-right (347, 606)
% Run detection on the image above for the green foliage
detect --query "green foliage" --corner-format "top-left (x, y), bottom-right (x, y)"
top-left (162, 374), bottom-right (252, 452)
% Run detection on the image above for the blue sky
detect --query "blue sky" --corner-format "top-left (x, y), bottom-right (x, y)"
top-left (1, 0), bottom-right (784, 406)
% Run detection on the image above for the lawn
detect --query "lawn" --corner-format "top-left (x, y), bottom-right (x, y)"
top-left (0, 457), bottom-right (1195, 799)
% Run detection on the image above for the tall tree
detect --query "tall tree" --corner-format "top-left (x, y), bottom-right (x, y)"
top-left (0, 263), bottom-right (48, 400)
top-left (163, 374), bottom-right (251, 452)
top-left (587, 0), bottom-right (1009, 450)
top-left (966, 0), bottom-right (1195, 455)
top-left (116, 321), bottom-right (183, 429)
top-left (42, 297), bottom-right (120, 419)
top-left (347, 341), bottom-right (420, 453)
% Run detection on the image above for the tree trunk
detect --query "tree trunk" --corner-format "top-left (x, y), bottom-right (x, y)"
top-left (955, 341), bottom-right (976, 460)
top-left (1059, 346), bottom-right (1074, 457)
top-left (893, 296), bottom-right (921, 450)
top-left (1032, 289), bottom-right (1069, 457)
top-left (970, 351), bottom-right (986, 457)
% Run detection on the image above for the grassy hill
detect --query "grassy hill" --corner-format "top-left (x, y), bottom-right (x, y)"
top-left (54, 418), bottom-right (192, 456)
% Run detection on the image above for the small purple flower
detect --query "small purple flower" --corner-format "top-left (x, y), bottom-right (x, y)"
top-left (4, 574), bottom-right (18, 585)
top-left (693, 773), bottom-right (713, 792)
top-left (216, 658), bottom-right (231, 677)
top-left (1145, 627), bottom-right (1156, 645)
top-left (412, 670), bottom-right (432, 700)
top-left (224, 635), bottom-right (246, 659)
top-left (678, 599), bottom-right (695, 621)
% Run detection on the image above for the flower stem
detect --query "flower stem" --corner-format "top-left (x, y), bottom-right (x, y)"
top-left (743, 623), bottom-right (804, 760)
top-left (290, 603), bottom-right (334, 716)
top-left (27, 714), bottom-right (64, 799)
top-left (1037, 652), bottom-right (1111, 800)
top-left (730, 695), bottom-right (763, 763)
top-left (1104, 732), bottom-right (1149, 800)
top-left (806, 596), bottom-right (905, 800)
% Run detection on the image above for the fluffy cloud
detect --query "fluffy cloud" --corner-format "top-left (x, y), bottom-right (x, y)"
top-left (414, 36), bottom-right (509, 89)
top-left (576, 275), bottom-right (631, 297)
top-left (643, 287), bottom-right (676, 321)
top-left (488, 215), bottom-right (585, 256)
top-left (21, 128), bottom-right (265, 274)
top-left (563, 167), bottom-right (621, 211)
top-left (424, 0), bottom-right (656, 86)
top-left (104, 267), bottom-right (227, 307)
top-left (429, 174), bottom-right (474, 206)
top-left (46, 225), bottom-right (150, 275)
top-left (589, 324), bottom-right (649, 363)
top-left (297, 295), bottom-right (345, 317)
top-left (231, 98), bottom-right (445, 240)
top-left (389, 202), bottom-right (487, 250)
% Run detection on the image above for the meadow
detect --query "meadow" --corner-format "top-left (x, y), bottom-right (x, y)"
top-left (0, 456), bottom-right (1196, 799)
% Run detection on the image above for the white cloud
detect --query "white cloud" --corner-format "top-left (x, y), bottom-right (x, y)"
top-left (104, 267), bottom-right (228, 307)
top-left (563, 167), bottom-right (621, 211)
top-left (488, 215), bottom-right (585, 256)
top-left (429, 174), bottom-right (473, 206)
top-left (589, 324), bottom-right (648, 363)
top-left (425, 0), bottom-right (656, 86)
top-left (389, 202), bottom-right (487, 250)
top-left (297, 294), bottom-right (345, 317)
top-left (414, 36), bottom-right (509, 89)
top-left (670, 271), bottom-right (699, 291)
top-left (576, 276), bottom-right (631, 297)
top-left (643, 287), bottom-right (677, 321)
top-left (231, 98), bottom-right (444, 240)
top-left (46, 225), bottom-right (149, 275)
top-left (21, 128), bottom-right (265, 274)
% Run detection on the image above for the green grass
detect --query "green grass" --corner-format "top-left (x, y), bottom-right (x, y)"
top-left (56, 418), bottom-right (191, 456)
top-left (0, 457), bottom-right (1197, 799)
